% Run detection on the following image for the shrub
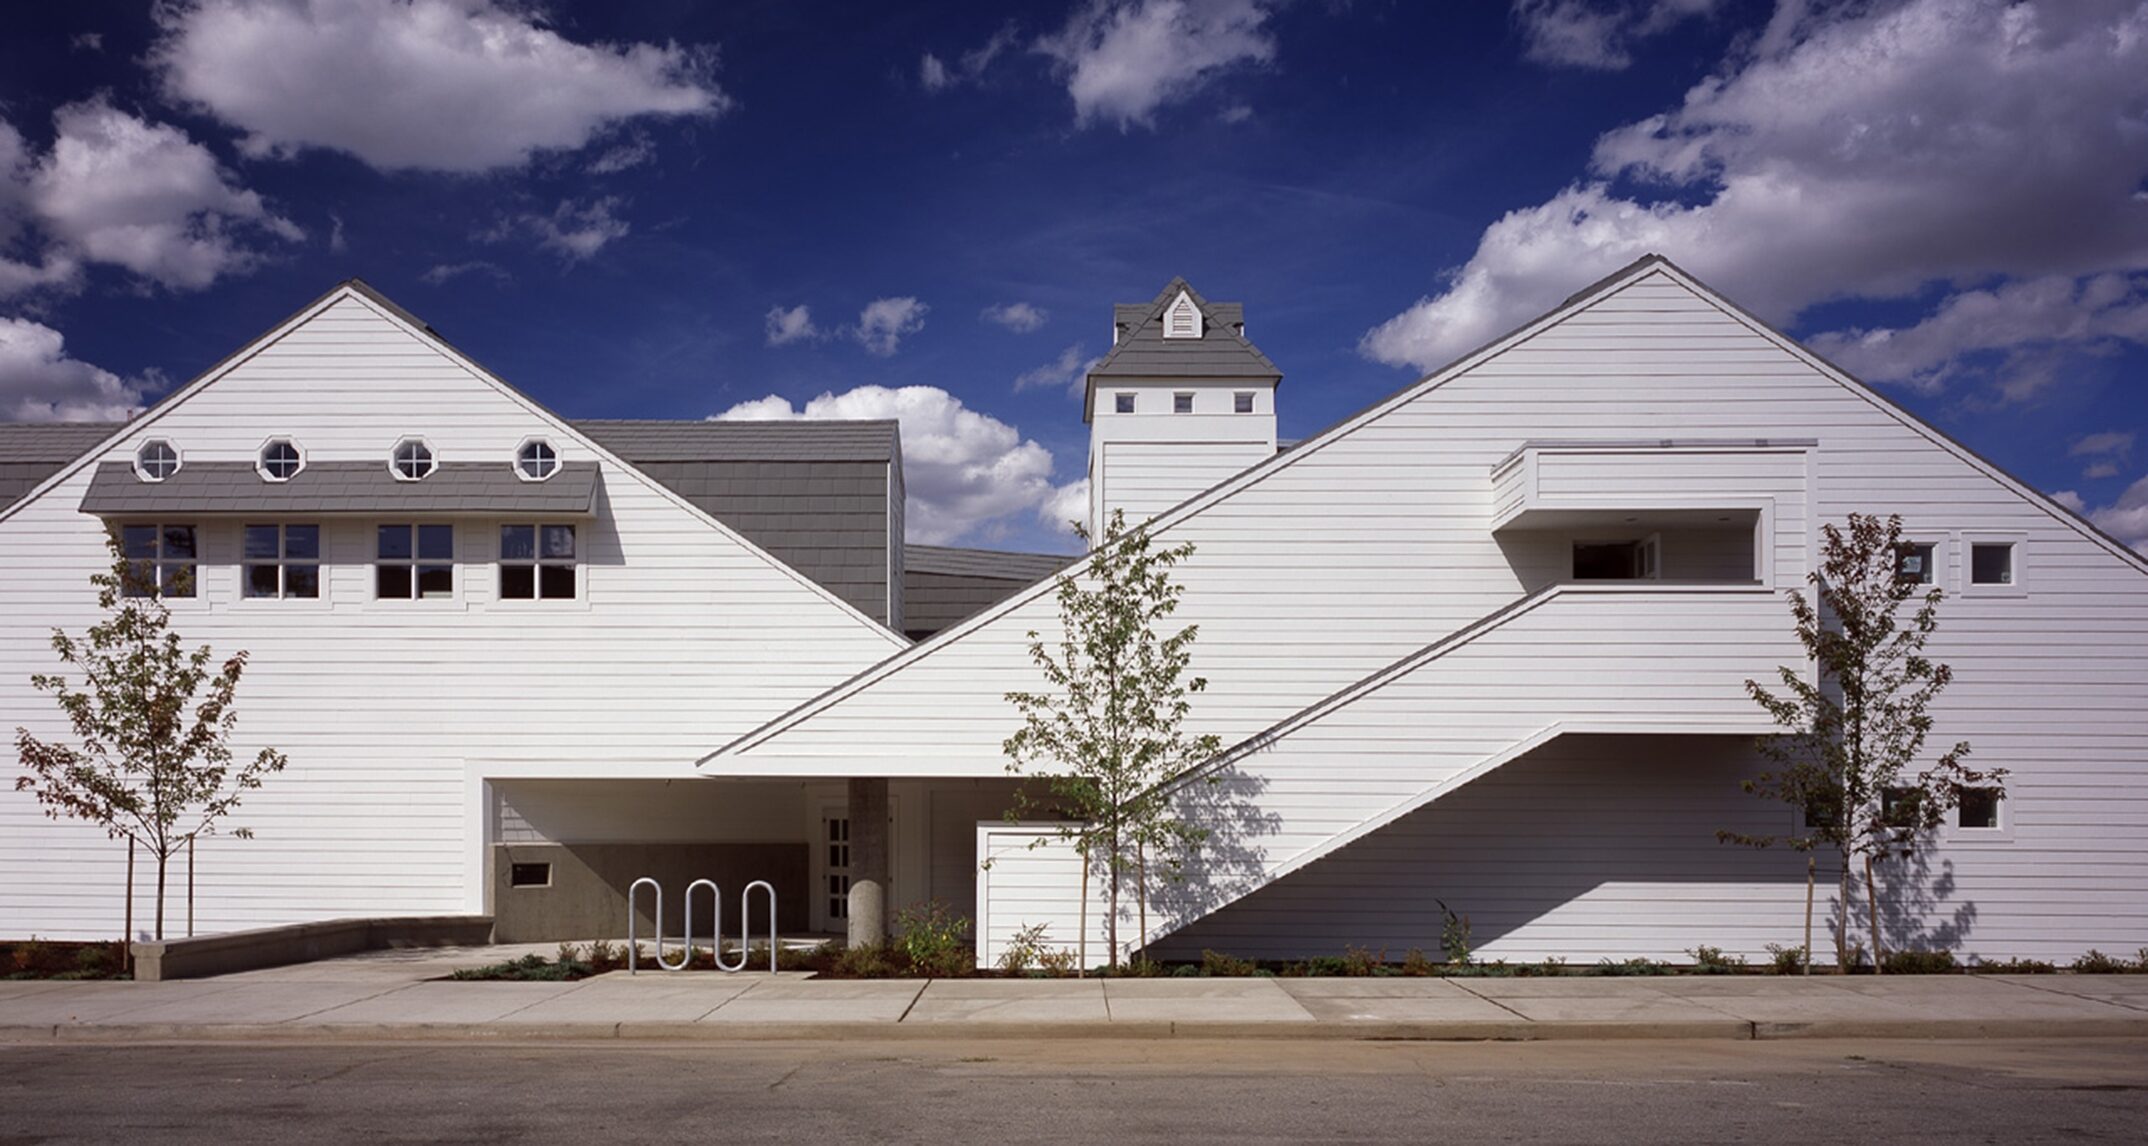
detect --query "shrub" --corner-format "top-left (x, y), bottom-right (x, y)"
top-left (895, 899), bottom-right (973, 977)
top-left (1438, 900), bottom-right (1472, 967)
top-left (1689, 946), bottom-right (1747, 975)
top-left (1882, 949), bottom-right (1957, 975)
top-left (1341, 945), bottom-right (1385, 977)
top-left (1967, 957), bottom-right (2055, 974)
top-left (1517, 957), bottom-right (1567, 978)
top-left (997, 923), bottom-right (1051, 974)
top-left (1171, 963), bottom-right (1202, 977)
top-left (1400, 948), bottom-right (1438, 977)
top-left (1593, 957), bottom-right (1669, 977)
top-left (834, 943), bottom-right (895, 978)
top-left (2071, 949), bottom-right (2143, 974)
top-left (1306, 955), bottom-right (1350, 977)
top-left (1201, 949), bottom-right (1259, 977)
top-left (1037, 948), bottom-right (1081, 976)
top-left (1764, 943), bottom-right (1808, 975)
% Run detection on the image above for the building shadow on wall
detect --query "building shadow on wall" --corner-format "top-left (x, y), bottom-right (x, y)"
top-left (1148, 734), bottom-right (1918, 963)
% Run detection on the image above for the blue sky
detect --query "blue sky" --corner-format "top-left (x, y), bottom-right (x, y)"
top-left (2, 1), bottom-right (2145, 554)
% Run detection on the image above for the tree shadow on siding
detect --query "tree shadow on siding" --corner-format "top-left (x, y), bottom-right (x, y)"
top-left (1141, 764), bottom-right (1281, 944)
top-left (1874, 847), bottom-right (1975, 958)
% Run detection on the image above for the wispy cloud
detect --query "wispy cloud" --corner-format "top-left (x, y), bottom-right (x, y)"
top-left (855, 296), bottom-right (929, 356)
top-left (1036, 0), bottom-right (1280, 128)
top-left (982, 301), bottom-right (1049, 333)
top-left (1014, 343), bottom-right (1099, 395)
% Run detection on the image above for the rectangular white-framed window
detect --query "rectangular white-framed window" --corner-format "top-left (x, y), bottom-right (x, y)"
top-left (1234, 390), bottom-right (1255, 414)
top-left (1114, 392), bottom-right (1136, 414)
top-left (1894, 540), bottom-right (1939, 586)
top-left (118, 523), bottom-right (198, 599)
top-left (1173, 391), bottom-right (1194, 414)
top-left (498, 523), bottom-right (577, 600)
top-left (1959, 531), bottom-right (2027, 597)
top-left (242, 523), bottom-right (321, 600)
top-left (376, 523), bottom-right (455, 600)
top-left (1941, 784), bottom-right (2014, 843)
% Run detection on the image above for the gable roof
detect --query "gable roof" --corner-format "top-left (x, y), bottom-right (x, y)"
top-left (0, 279), bottom-right (908, 650)
top-left (573, 419), bottom-right (898, 463)
top-left (0, 423), bottom-right (126, 508)
top-left (1083, 278), bottom-right (1281, 421)
top-left (703, 253), bottom-right (2148, 767)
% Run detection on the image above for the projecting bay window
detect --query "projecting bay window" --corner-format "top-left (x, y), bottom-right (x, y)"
top-left (119, 524), bottom-right (197, 598)
top-left (499, 524), bottom-right (576, 600)
top-left (243, 524), bottom-right (321, 599)
top-left (376, 524), bottom-right (455, 600)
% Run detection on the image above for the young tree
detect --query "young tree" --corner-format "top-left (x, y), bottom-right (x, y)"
top-left (1004, 509), bottom-right (1222, 971)
top-left (15, 541), bottom-right (288, 942)
top-left (1729, 513), bottom-right (2001, 972)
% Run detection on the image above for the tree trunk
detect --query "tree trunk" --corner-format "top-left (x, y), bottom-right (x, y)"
top-left (1865, 853), bottom-right (1884, 975)
top-left (1802, 854), bottom-right (1815, 977)
top-left (123, 842), bottom-right (134, 972)
top-left (1136, 843), bottom-right (1147, 970)
top-left (1077, 849), bottom-right (1089, 980)
top-left (1836, 856), bottom-right (1851, 974)
top-left (154, 849), bottom-right (168, 942)
top-left (1106, 828), bottom-right (1121, 971)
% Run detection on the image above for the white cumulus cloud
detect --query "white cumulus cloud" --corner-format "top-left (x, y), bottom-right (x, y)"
top-left (1364, 0), bottom-right (2148, 409)
top-left (1037, 0), bottom-right (1279, 128)
top-left (2081, 474), bottom-right (2148, 552)
top-left (764, 304), bottom-right (822, 346)
top-left (1014, 343), bottom-right (1101, 395)
top-left (0, 317), bottom-right (150, 423)
top-left (151, 0), bottom-right (728, 174)
top-left (983, 301), bottom-right (1049, 332)
top-left (1, 99), bottom-right (300, 296)
top-left (713, 384), bottom-right (1083, 544)
top-left (855, 297), bottom-right (929, 356)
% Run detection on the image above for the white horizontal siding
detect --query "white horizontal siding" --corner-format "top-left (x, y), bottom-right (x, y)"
top-left (0, 291), bottom-right (901, 940)
top-left (745, 265), bottom-right (2148, 965)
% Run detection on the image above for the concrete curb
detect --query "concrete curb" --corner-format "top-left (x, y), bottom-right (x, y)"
top-left (6, 1016), bottom-right (2146, 1044)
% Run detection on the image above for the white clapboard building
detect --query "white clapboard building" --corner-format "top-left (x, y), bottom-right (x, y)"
top-left (3, 256), bottom-right (2142, 967)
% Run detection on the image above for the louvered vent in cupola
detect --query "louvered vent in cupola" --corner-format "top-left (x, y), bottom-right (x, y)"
top-left (1164, 290), bottom-right (1202, 339)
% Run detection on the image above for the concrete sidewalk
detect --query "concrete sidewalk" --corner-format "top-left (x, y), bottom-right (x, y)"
top-left (3, 945), bottom-right (2145, 1042)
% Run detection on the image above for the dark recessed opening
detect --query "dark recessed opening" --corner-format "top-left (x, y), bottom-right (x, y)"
top-left (509, 862), bottom-right (551, 888)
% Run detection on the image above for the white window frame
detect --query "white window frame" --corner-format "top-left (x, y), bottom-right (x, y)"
top-left (133, 439), bottom-right (182, 482)
top-left (117, 523), bottom-right (200, 600)
top-left (1947, 784), bottom-right (2013, 843)
top-left (1163, 290), bottom-right (1202, 339)
top-left (389, 436), bottom-right (438, 483)
top-left (240, 523), bottom-right (325, 602)
top-left (1894, 536), bottom-right (1943, 587)
top-left (256, 436), bottom-right (306, 483)
top-left (1958, 530), bottom-right (2027, 597)
top-left (374, 521), bottom-right (458, 601)
top-left (496, 522), bottom-right (578, 601)
top-left (514, 436), bottom-right (561, 483)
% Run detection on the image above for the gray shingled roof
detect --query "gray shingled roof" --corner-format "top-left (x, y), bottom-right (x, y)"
top-left (0, 423), bottom-right (126, 508)
top-left (574, 419), bottom-right (898, 462)
top-left (1085, 278), bottom-right (1280, 409)
top-left (79, 461), bottom-right (600, 515)
top-left (901, 543), bottom-right (1072, 639)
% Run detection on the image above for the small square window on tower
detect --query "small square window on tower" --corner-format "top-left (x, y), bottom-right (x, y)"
top-left (1115, 392), bottom-right (1136, 414)
top-left (1173, 392), bottom-right (1194, 414)
top-left (1234, 391), bottom-right (1254, 414)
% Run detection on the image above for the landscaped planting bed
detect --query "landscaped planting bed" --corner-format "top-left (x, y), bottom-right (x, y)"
top-left (3, 939), bottom-right (129, 980)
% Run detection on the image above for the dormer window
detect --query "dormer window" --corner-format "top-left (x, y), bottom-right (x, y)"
top-left (515, 438), bottom-right (559, 481)
top-left (258, 438), bottom-right (304, 482)
top-left (391, 437), bottom-right (436, 481)
top-left (135, 440), bottom-right (181, 482)
top-left (1164, 290), bottom-right (1202, 339)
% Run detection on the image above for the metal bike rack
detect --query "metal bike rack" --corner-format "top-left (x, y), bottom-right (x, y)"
top-left (626, 877), bottom-right (780, 974)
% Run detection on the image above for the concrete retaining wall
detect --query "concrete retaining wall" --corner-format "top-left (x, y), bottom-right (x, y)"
top-left (130, 915), bottom-right (494, 981)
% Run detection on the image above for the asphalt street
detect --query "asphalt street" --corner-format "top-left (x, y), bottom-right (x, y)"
top-left (3, 1037), bottom-right (2144, 1143)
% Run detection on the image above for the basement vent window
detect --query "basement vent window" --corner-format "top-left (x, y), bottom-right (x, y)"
top-left (509, 862), bottom-right (551, 888)
top-left (1234, 391), bottom-right (1255, 414)
top-left (1174, 392), bottom-right (1194, 414)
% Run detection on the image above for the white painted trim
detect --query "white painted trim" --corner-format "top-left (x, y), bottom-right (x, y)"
top-left (255, 435), bottom-right (306, 483)
top-left (1959, 530), bottom-right (2029, 598)
top-left (388, 435), bottom-right (437, 482)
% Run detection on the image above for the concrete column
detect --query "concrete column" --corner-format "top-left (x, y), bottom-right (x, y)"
top-left (846, 777), bottom-right (890, 949)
